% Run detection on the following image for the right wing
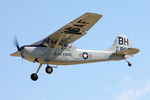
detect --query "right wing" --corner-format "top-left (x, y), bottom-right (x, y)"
top-left (33, 12), bottom-right (103, 47)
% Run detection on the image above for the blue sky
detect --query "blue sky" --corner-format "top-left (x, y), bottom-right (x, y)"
top-left (0, 0), bottom-right (150, 100)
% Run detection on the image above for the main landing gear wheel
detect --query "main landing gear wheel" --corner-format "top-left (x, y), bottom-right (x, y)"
top-left (30, 63), bottom-right (42, 81)
top-left (45, 66), bottom-right (53, 74)
top-left (31, 73), bottom-right (38, 81)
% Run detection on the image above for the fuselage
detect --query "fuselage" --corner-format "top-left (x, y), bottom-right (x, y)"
top-left (22, 46), bottom-right (124, 65)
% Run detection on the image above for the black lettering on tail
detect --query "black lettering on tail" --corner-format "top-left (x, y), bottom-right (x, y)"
top-left (119, 37), bottom-right (129, 46)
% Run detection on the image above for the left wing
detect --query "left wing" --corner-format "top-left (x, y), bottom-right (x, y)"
top-left (33, 12), bottom-right (103, 47)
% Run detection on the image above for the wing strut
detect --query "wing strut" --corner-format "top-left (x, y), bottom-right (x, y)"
top-left (46, 32), bottom-right (64, 64)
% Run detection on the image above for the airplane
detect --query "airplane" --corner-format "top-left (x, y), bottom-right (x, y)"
top-left (10, 12), bottom-right (139, 81)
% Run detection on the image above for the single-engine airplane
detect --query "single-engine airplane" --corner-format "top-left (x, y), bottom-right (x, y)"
top-left (10, 13), bottom-right (139, 81)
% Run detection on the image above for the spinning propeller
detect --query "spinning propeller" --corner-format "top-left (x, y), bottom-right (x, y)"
top-left (14, 37), bottom-right (24, 58)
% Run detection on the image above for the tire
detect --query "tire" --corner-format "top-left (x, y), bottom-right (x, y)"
top-left (31, 73), bottom-right (38, 81)
top-left (45, 66), bottom-right (53, 74)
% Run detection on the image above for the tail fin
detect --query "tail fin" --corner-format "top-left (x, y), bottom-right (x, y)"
top-left (106, 35), bottom-right (132, 52)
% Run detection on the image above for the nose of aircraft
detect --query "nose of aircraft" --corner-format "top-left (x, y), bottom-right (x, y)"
top-left (14, 37), bottom-right (25, 58)
top-left (18, 46), bottom-right (24, 58)
top-left (20, 46), bottom-right (24, 51)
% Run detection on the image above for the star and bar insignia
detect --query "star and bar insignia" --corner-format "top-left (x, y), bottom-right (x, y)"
top-left (79, 52), bottom-right (91, 59)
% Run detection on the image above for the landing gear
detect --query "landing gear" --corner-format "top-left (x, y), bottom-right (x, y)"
top-left (30, 63), bottom-right (42, 81)
top-left (128, 62), bottom-right (132, 67)
top-left (31, 73), bottom-right (38, 81)
top-left (30, 63), bottom-right (55, 81)
top-left (45, 66), bottom-right (53, 74)
top-left (125, 59), bottom-right (132, 67)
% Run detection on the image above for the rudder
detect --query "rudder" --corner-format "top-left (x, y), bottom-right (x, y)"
top-left (106, 35), bottom-right (132, 52)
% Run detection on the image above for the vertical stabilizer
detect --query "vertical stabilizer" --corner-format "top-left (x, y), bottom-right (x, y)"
top-left (106, 35), bottom-right (132, 52)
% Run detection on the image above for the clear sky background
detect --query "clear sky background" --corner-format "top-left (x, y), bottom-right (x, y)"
top-left (0, 0), bottom-right (150, 100)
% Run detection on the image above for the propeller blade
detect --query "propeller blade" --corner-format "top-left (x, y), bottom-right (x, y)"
top-left (20, 52), bottom-right (24, 58)
top-left (14, 37), bottom-right (20, 51)
top-left (14, 36), bottom-right (24, 58)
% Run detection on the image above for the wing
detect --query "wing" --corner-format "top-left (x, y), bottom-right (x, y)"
top-left (33, 12), bottom-right (103, 47)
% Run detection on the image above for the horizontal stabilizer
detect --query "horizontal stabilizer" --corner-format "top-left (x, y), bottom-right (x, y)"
top-left (113, 48), bottom-right (140, 55)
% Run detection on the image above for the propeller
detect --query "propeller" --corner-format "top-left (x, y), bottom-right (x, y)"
top-left (14, 37), bottom-right (24, 58)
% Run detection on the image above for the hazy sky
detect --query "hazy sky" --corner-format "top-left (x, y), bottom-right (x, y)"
top-left (0, 0), bottom-right (150, 100)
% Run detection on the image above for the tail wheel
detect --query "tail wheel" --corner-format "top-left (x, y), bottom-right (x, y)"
top-left (128, 62), bottom-right (132, 67)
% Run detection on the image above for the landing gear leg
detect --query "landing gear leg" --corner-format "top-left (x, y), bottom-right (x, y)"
top-left (45, 61), bottom-right (53, 74)
top-left (31, 63), bottom-right (42, 81)
top-left (124, 59), bottom-right (132, 67)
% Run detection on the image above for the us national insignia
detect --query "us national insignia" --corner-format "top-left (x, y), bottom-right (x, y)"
top-left (79, 52), bottom-right (91, 59)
